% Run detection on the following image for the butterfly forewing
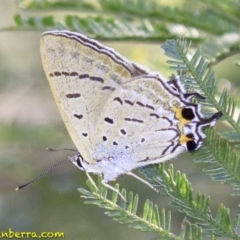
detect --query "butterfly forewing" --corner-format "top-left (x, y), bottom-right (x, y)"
top-left (40, 31), bottom-right (147, 162)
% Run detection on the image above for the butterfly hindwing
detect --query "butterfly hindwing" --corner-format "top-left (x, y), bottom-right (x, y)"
top-left (93, 75), bottom-right (188, 165)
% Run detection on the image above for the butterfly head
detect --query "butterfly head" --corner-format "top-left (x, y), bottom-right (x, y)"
top-left (70, 153), bottom-right (86, 171)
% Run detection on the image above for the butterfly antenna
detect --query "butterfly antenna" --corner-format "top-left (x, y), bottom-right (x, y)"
top-left (15, 157), bottom-right (70, 191)
top-left (46, 147), bottom-right (77, 152)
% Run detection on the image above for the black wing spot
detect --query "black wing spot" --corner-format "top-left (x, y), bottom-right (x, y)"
top-left (74, 114), bottom-right (83, 120)
top-left (66, 93), bottom-right (81, 98)
top-left (82, 133), bottom-right (88, 137)
top-left (141, 138), bottom-right (145, 143)
top-left (149, 113), bottom-right (159, 119)
top-left (132, 118), bottom-right (144, 123)
top-left (103, 136), bottom-right (107, 141)
top-left (146, 104), bottom-right (154, 110)
top-left (120, 129), bottom-right (126, 135)
top-left (125, 146), bottom-right (129, 149)
top-left (182, 108), bottom-right (195, 120)
top-left (62, 71), bottom-right (70, 76)
top-left (70, 72), bottom-right (79, 76)
top-left (186, 140), bottom-right (197, 152)
top-left (136, 101), bottom-right (144, 107)
top-left (124, 100), bottom-right (134, 106)
top-left (113, 141), bottom-right (118, 145)
top-left (90, 76), bottom-right (104, 83)
top-left (54, 71), bottom-right (61, 76)
top-left (102, 86), bottom-right (115, 91)
top-left (79, 74), bottom-right (89, 79)
top-left (104, 117), bottom-right (114, 124)
top-left (113, 97), bottom-right (123, 105)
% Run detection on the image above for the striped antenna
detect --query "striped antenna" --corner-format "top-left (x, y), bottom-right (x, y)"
top-left (16, 157), bottom-right (70, 191)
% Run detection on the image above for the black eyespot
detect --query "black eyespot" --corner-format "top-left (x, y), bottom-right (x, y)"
top-left (182, 108), bottom-right (195, 120)
top-left (186, 140), bottom-right (197, 152)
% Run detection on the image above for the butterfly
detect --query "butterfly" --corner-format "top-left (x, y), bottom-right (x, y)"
top-left (39, 31), bottom-right (222, 199)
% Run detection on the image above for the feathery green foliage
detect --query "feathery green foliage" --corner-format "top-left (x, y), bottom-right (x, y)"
top-left (79, 176), bottom-right (174, 236)
top-left (7, 0), bottom-right (238, 45)
top-left (4, 0), bottom-right (240, 239)
top-left (161, 39), bottom-right (240, 198)
top-left (78, 175), bottom-right (206, 240)
top-left (140, 165), bottom-right (240, 239)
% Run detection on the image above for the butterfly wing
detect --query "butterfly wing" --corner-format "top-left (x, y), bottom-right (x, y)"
top-left (40, 31), bottom-right (147, 163)
top-left (93, 75), bottom-right (212, 167)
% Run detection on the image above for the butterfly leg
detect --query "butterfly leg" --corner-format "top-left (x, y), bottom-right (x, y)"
top-left (127, 172), bottom-right (159, 193)
top-left (86, 171), bottom-right (99, 190)
top-left (101, 181), bottom-right (127, 203)
top-left (86, 172), bottom-right (127, 202)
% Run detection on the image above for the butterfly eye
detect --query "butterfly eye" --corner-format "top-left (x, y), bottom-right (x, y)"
top-left (75, 155), bottom-right (85, 171)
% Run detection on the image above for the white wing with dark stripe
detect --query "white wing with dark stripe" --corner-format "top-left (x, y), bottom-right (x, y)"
top-left (40, 31), bottom-right (147, 163)
top-left (40, 30), bottom-right (222, 184)
top-left (93, 75), bottom-right (189, 165)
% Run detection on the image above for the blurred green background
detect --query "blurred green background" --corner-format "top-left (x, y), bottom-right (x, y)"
top-left (0, 1), bottom-right (239, 239)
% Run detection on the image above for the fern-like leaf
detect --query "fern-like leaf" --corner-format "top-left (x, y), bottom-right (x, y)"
top-left (162, 39), bottom-right (240, 135)
top-left (197, 129), bottom-right (240, 196)
top-left (162, 38), bottom-right (240, 197)
top-left (140, 164), bottom-right (240, 239)
top-left (78, 176), bottom-right (183, 239)
top-left (78, 176), bottom-right (212, 240)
